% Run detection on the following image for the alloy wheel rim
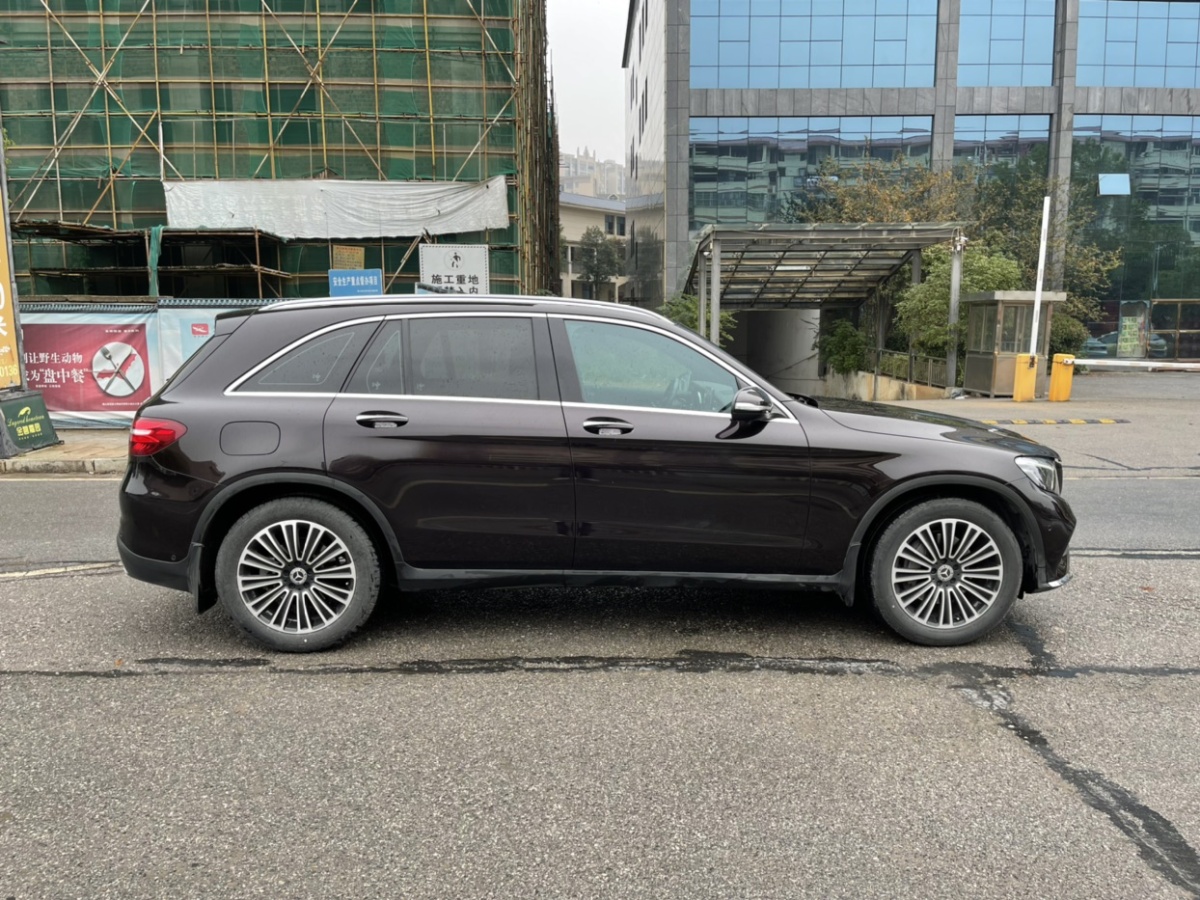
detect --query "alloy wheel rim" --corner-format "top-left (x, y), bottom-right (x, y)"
top-left (890, 518), bottom-right (1004, 629)
top-left (235, 519), bottom-right (357, 634)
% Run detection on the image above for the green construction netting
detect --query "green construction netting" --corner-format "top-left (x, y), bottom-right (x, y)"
top-left (0, 1), bottom-right (517, 15)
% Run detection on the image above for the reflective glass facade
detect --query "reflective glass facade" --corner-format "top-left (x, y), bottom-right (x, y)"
top-left (690, 0), bottom-right (937, 90)
top-left (953, 115), bottom-right (1051, 172)
top-left (1078, 0), bottom-right (1200, 88)
top-left (1074, 115), bottom-right (1200, 356)
top-left (957, 0), bottom-right (1055, 86)
top-left (656, 0), bottom-right (1200, 356)
top-left (689, 116), bottom-right (932, 229)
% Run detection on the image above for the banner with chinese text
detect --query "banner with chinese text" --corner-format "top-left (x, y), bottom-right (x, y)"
top-left (21, 310), bottom-right (161, 426)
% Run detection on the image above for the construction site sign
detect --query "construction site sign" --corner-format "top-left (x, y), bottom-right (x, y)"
top-left (329, 269), bottom-right (383, 297)
top-left (419, 245), bottom-right (490, 295)
top-left (331, 245), bottom-right (365, 270)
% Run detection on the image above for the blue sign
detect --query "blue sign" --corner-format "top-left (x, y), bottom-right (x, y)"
top-left (329, 268), bottom-right (383, 296)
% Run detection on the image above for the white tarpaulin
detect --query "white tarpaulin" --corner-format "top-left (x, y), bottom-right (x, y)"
top-left (163, 176), bottom-right (509, 239)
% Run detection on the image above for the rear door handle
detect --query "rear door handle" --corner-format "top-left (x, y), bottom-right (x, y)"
top-left (582, 418), bottom-right (634, 435)
top-left (356, 411), bottom-right (409, 429)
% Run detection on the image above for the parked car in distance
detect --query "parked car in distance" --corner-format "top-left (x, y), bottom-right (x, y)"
top-left (1082, 331), bottom-right (1168, 358)
top-left (119, 296), bottom-right (1075, 652)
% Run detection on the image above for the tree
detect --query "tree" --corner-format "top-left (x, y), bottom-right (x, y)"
top-left (784, 155), bottom-right (978, 226)
top-left (576, 225), bottom-right (624, 299)
top-left (819, 319), bottom-right (868, 375)
top-left (973, 150), bottom-right (1119, 326)
top-left (894, 245), bottom-right (1024, 357)
top-left (659, 292), bottom-right (737, 347)
top-left (793, 152), bottom-right (1120, 359)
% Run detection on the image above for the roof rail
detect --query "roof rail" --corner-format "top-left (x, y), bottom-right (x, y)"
top-left (257, 294), bottom-right (667, 323)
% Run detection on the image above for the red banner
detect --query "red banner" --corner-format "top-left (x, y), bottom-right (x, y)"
top-left (23, 320), bottom-right (154, 415)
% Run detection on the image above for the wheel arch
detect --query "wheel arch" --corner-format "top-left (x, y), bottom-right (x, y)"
top-left (837, 475), bottom-right (1044, 606)
top-left (191, 473), bottom-right (402, 612)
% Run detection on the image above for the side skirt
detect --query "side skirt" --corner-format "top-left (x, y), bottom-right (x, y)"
top-left (397, 564), bottom-right (845, 594)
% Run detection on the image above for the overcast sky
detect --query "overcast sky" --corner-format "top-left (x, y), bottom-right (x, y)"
top-left (547, 0), bottom-right (628, 164)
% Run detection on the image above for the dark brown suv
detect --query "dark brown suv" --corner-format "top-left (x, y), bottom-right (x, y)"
top-left (118, 296), bottom-right (1074, 651)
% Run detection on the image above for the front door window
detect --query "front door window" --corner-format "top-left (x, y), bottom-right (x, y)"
top-left (564, 320), bottom-right (739, 413)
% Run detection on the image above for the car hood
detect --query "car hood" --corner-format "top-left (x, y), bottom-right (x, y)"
top-left (806, 396), bottom-right (1055, 457)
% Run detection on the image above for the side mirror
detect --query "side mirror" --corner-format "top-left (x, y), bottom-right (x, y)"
top-left (731, 387), bottom-right (773, 422)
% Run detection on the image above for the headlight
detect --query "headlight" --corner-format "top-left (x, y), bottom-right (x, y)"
top-left (1016, 456), bottom-right (1061, 494)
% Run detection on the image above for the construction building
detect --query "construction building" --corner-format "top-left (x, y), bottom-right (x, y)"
top-left (0, 0), bottom-right (558, 301)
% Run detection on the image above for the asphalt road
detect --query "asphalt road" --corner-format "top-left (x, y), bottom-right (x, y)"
top-left (2, 463), bottom-right (1199, 898)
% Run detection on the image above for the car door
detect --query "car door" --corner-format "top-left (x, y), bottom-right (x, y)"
top-left (322, 312), bottom-right (574, 571)
top-left (550, 315), bottom-right (814, 575)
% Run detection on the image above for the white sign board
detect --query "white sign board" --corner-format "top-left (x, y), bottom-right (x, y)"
top-left (419, 244), bottom-right (490, 295)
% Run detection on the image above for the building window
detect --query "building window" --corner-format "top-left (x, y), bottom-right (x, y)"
top-left (688, 116), bottom-right (932, 231)
top-left (1077, 0), bottom-right (1200, 88)
top-left (952, 115), bottom-right (1051, 173)
top-left (958, 0), bottom-right (1055, 87)
top-left (617, 216), bottom-right (626, 237)
top-left (605, 214), bottom-right (615, 234)
top-left (1074, 115), bottom-right (1200, 330)
top-left (690, 0), bottom-right (936, 90)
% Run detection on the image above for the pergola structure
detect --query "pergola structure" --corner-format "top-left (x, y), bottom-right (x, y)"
top-left (684, 222), bottom-right (964, 323)
top-left (684, 223), bottom-right (969, 388)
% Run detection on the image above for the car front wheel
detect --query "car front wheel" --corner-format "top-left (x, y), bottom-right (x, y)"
top-left (869, 498), bottom-right (1021, 646)
top-left (215, 498), bottom-right (380, 652)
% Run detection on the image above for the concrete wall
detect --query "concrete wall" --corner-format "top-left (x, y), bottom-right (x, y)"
top-left (820, 371), bottom-right (945, 402)
top-left (728, 309), bottom-right (823, 396)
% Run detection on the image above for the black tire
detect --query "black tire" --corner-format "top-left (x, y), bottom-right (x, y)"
top-left (869, 498), bottom-right (1021, 646)
top-left (215, 498), bottom-right (380, 652)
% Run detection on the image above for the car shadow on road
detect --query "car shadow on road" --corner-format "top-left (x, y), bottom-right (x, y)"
top-left (366, 584), bottom-right (888, 645)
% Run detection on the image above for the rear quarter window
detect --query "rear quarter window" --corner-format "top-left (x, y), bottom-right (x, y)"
top-left (236, 325), bottom-right (373, 393)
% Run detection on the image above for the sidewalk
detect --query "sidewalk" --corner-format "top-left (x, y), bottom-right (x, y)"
top-left (1, 372), bottom-right (1195, 476)
top-left (0, 429), bottom-right (128, 475)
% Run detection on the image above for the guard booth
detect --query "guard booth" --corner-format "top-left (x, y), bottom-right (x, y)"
top-left (963, 291), bottom-right (1065, 397)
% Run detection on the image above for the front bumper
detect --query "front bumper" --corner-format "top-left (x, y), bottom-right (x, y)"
top-left (1030, 549), bottom-right (1071, 593)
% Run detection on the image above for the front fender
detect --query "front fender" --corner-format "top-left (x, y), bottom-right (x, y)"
top-left (834, 474), bottom-right (1045, 605)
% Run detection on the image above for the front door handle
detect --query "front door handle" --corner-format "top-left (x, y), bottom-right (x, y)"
top-left (582, 418), bottom-right (634, 435)
top-left (356, 411), bottom-right (409, 430)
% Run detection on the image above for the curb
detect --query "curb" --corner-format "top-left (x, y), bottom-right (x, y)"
top-left (0, 457), bottom-right (126, 475)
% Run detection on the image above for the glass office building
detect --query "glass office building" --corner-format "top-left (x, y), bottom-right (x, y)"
top-left (625, 0), bottom-right (1200, 359)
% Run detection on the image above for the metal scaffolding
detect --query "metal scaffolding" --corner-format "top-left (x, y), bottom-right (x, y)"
top-left (0, 0), bottom-right (557, 299)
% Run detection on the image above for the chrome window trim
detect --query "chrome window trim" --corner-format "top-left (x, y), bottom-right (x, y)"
top-left (561, 401), bottom-right (799, 424)
top-left (228, 391), bottom-right (557, 406)
top-left (225, 317), bottom-right (384, 396)
top-left (551, 314), bottom-right (798, 423)
top-left (336, 393), bottom-right (558, 407)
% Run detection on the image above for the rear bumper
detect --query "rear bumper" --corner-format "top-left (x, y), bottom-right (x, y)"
top-left (118, 536), bottom-right (191, 594)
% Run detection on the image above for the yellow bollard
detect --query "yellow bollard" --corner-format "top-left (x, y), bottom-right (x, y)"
top-left (1048, 353), bottom-right (1075, 402)
top-left (1012, 353), bottom-right (1038, 402)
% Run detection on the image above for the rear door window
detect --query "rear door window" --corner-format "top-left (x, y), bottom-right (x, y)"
top-left (409, 316), bottom-right (539, 401)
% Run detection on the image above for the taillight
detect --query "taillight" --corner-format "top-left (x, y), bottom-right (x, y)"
top-left (129, 417), bottom-right (187, 457)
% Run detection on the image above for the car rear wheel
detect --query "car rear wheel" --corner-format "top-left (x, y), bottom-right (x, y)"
top-left (215, 498), bottom-right (380, 652)
top-left (869, 499), bottom-right (1021, 646)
